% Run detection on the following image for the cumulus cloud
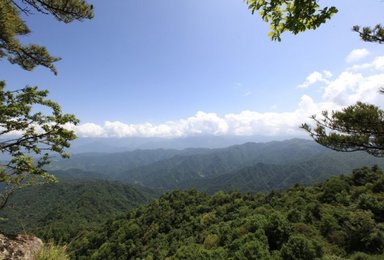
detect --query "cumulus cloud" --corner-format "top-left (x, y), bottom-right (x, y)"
top-left (72, 109), bottom-right (309, 138)
top-left (71, 93), bottom-right (340, 139)
top-left (322, 72), bottom-right (364, 105)
top-left (71, 98), bottom-right (325, 138)
top-left (297, 70), bottom-right (332, 88)
top-left (322, 71), bottom-right (384, 106)
top-left (346, 48), bottom-right (370, 63)
top-left (348, 56), bottom-right (384, 71)
top-left (74, 123), bottom-right (106, 137)
top-left (69, 52), bottom-right (384, 138)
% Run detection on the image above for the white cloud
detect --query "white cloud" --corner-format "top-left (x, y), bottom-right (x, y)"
top-left (322, 72), bottom-right (364, 105)
top-left (2, 105), bottom-right (323, 139)
top-left (348, 56), bottom-right (384, 71)
top-left (63, 123), bottom-right (105, 138)
top-left (70, 101), bottom-right (318, 138)
top-left (346, 48), bottom-right (370, 63)
top-left (322, 70), bottom-right (384, 106)
top-left (298, 70), bottom-right (332, 88)
top-left (68, 52), bottom-right (384, 139)
top-left (372, 56), bottom-right (384, 70)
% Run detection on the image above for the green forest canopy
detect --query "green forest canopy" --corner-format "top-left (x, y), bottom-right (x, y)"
top-left (70, 166), bottom-right (384, 259)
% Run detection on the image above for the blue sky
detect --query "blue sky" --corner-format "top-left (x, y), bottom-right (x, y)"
top-left (2, 0), bottom-right (384, 138)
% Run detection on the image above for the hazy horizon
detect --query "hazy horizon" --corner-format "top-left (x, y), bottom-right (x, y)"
top-left (67, 135), bottom-right (313, 153)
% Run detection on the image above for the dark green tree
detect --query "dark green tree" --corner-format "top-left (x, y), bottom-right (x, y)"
top-left (0, 0), bottom-right (93, 209)
top-left (320, 176), bottom-right (350, 203)
top-left (265, 212), bottom-right (291, 250)
top-left (280, 235), bottom-right (323, 260)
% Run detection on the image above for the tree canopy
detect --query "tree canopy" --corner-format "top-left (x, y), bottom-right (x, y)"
top-left (70, 166), bottom-right (384, 259)
top-left (0, 0), bottom-right (93, 209)
top-left (0, 82), bottom-right (79, 209)
top-left (245, 0), bottom-right (384, 43)
top-left (244, 0), bottom-right (338, 41)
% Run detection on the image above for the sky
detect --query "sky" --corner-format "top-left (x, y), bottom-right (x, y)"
top-left (2, 0), bottom-right (384, 139)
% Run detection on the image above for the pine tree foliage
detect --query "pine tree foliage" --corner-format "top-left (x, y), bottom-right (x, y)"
top-left (353, 24), bottom-right (384, 44)
top-left (0, 0), bottom-right (93, 74)
top-left (302, 102), bottom-right (384, 157)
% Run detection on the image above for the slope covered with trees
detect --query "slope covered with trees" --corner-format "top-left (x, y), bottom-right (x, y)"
top-left (181, 151), bottom-right (384, 194)
top-left (70, 166), bottom-right (384, 259)
top-left (48, 148), bottom-right (210, 176)
top-left (0, 177), bottom-right (157, 243)
top-left (119, 141), bottom-right (384, 191)
top-left (118, 139), bottom-right (326, 186)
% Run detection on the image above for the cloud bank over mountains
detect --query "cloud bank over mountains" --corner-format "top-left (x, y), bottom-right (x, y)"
top-left (72, 49), bottom-right (384, 138)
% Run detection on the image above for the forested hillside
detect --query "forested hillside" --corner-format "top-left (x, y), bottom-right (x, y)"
top-left (48, 148), bottom-right (192, 176)
top-left (69, 166), bottom-right (384, 259)
top-left (181, 151), bottom-right (384, 194)
top-left (120, 141), bottom-right (383, 191)
top-left (0, 178), bottom-right (157, 243)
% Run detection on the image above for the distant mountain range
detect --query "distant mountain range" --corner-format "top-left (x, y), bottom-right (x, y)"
top-left (66, 135), bottom-right (294, 153)
top-left (49, 138), bottom-right (384, 193)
